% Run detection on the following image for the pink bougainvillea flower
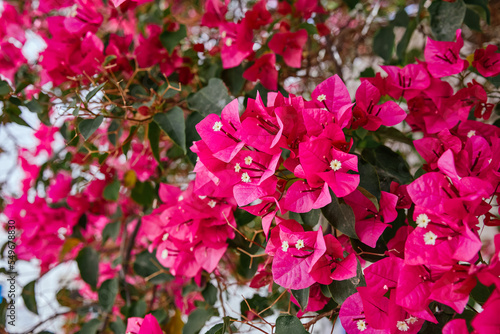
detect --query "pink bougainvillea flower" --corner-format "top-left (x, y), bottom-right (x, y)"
top-left (47, 172), bottom-right (72, 203)
top-left (309, 234), bottom-right (357, 285)
top-left (424, 29), bottom-right (468, 78)
top-left (244, 0), bottom-right (272, 29)
top-left (126, 314), bottom-right (162, 334)
top-left (220, 19), bottom-right (254, 68)
top-left (343, 190), bottom-right (398, 248)
top-left (443, 319), bottom-right (469, 334)
top-left (242, 193), bottom-right (282, 238)
top-left (339, 293), bottom-right (388, 334)
top-left (414, 129), bottom-right (462, 171)
top-left (243, 53), bottom-right (278, 90)
top-left (195, 99), bottom-right (244, 163)
top-left (284, 181), bottom-right (331, 213)
top-left (311, 74), bottom-right (352, 116)
top-left (471, 290), bottom-right (500, 333)
top-left (351, 81), bottom-right (406, 131)
top-left (0, 41), bottom-right (26, 83)
top-left (201, 0), bottom-right (229, 28)
top-left (268, 29), bottom-right (307, 68)
top-left (266, 219), bottom-right (326, 289)
top-left (472, 44), bottom-right (500, 77)
top-left (290, 283), bottom-right (329, 316)
top-left (299, 131), bottom-right (359, 198)
top-left (381, 64), bottom-right (431, 100)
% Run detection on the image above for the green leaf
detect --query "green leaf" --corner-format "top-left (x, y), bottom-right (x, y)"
top-left (298, 22), bottom-right (318, 35)
top-left (321, 190), bottom-right (357, 239)
top-left (128, 299), bottom-right (147, 318)
top-left (98, 278), bottom-right (118, 312)
top-left (393, 8), bottom-right (410, 27)
top-left (289, 210), bottom-right (320, 227)
top-left (79, 116), bottom-right (104, 140)
top-left (131, 181), bottom-right (155, 207)
top-left (202, 283), bottom-right (218, 306)
top-left (148, 121), bottom-right (162, 164)
top-left (85, 82), bottom-right (106, 102)
top-left (133, 250), bottom-right (172, 284)
top-left (185, 111), bottom-right (204, 165)
top-left (275, 315), bottom-right (309, 334)
top-left (464, 7), bottom-right (481, 31)
top-left (0, 80), bottom-right (11, 97)
top-left (79, 318), bottom-right (101, 334)
top-left (373, 26), bottom-right (395, 63)
top-left (397, 19), bottom-right (417, 62)
top-left (110, 318), bottom-right (126, 334)
top-left (22, 280), bottom-right (38, 315)
top-left (464, 0), bottom-right (490, 24)
top-left (291, 287), bottom-right (310, 310)
top-left (221, 65), bottom-right (245, 96)
top-left (154, 106), bottom-right (186, 154)
top-left (160, 25), bottom-right (187, 54)
top-left (471, 278), bottom-right (494, 305)
top-left (103, 179), bottom-right (120, 201)
top-left (362, 145), bottom-right (413, 187)
top-left (183, 308), bottom-right (213, 334)
top-left (187, 78), bottom-right (232, 116)
top-left (358, 157), bottom-right (381, 201)
top-left (102, 221), bottom-right (121, 244)
top-left (76, 247), bottom-right (99, 289)
top-left (107, 120), bottom-right (121, 146)
top-left (428, 0), bottom-right (466, 41)
top-left (240, 294), bottom-right (273, 319)
top-left (205, 324), bottom-right (224, 334)
top-left (328, 258), bottom-right (365, 304)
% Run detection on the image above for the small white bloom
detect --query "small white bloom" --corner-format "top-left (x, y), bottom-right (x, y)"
top-left (213, 121), bottom-right (223, 132)
top-left (467, 130), bottom-right (476, 138)
top-left (244, 156), bottom-right (253, 165)
top-left (241, 172), bottom-right (251, 183)
top-left (416, 213), bottom-right (430, 228)
top-left (356, 319), bottom-right (367, 331)
top-left (221, 31), bottom-right (227, 38)
top-left (317, 94), bottom-right (327, 102)
top-left (234, 163), bottom-right (241, 172)
top-left (58, 227), bottom-right (67, 235)
top-left (178, 195), bottom-right (184, 201)
top-left (225, 38), bottom-right (233, 47)
top-left (162, 233), bottom-right (169, 241)
top-left (161, 249), bottom-right (168, 259)
top-left (424, 231), bottom-right (438, 245)
top-left (396, 320), bottom-right (409, 331)
top-left (20, 209), bottom-right (26, 217)
top-left (383, 284), bottom-right (388, 290)
top-left (405, 316), bottom-right (418, 324)
top-left (208, 200), bottom-right (217, 208)
top-left (330, 159), bottom-right (342, 171)
top-left (282, 240), bottom-right (289, 252)
top-left (198, 195), bottom-right (207, 199)
top-left (296, 239), bottom-right (305, 250)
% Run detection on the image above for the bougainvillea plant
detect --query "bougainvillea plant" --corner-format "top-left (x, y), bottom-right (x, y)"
top-left (1, 0), bottom-right (500, 333)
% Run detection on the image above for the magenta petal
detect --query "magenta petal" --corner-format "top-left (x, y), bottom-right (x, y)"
top-left (443, 319), bottom-right (470, 334)
top-left (331, 253), bottom-right (357, 280)
top-left (339, 293), bottom-right (389, 334)
top-left (272, 251), bottom-right (316, 289)
top-left (357, 287), bottom-right (390, 330)
top-left (159, 183), bottom-right (182, 204)
top-left (355, 217), bottom-right (388, 248)
top-left (376, 100), bottom-right (407, 126)
top-left (138, 314), bottom-right (163, 334)
top-left (311, 75), bottom-right (351, 114)
top-left (284, 181), bottom-right (330, 213)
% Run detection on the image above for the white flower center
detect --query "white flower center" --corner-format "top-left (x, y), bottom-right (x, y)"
top-left (20, 209), bottom-right (26, 217)
top-left (244, 156), bottom-right (253, 165)
top-left (317, 94), bottom-right (327, 102)
top-left (234, 163), bottom-right (241, 172)
top-left (356, 319), bottom-right (367, 331)
top-left (241, 172), bottom-right (251, 183)
top-left (281, 240), bottom-right (289, 252)
top-left (162, 233), bottom-right (169, 241)
top-left (423, 231), bottom-right (438, 245)
top-left (397, 320), bottom-right (409, 331)
top-left (213, 121), bottom-right (223, 131)
top-left (208, 200), bottom-right (216, 208)
top-left (178, 195), bottom-right (184, 201)
top-left (405, 316), bottom-right (418, 324)
top-left (467, 130), bottom-right (476, 138)
top-left (330, 159), bottom-right (342, 171)
top-left (416, 213), bottom-right (430, 228)
top-left (161, 249), bottom-right (168, 259)
top-left (198, 195), bottom-right (207, 199)
top-left (383, 284), bottom-right (388, 290)
top-left (296, 239), bottom-right (305, 250)
top-left (225, 38), bottom-right (233, 47)
top-left (221, 31), bottom-right (227, 38)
